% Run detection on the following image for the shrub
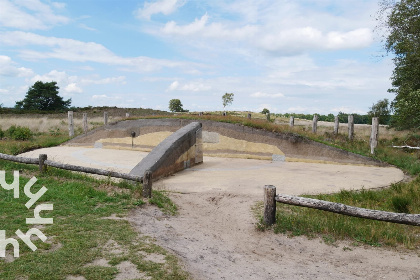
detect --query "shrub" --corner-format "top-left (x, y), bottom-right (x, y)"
top-left (7, 125), bottom-right (33, 141)
top-left (0, 127), bottom-right (4, 139)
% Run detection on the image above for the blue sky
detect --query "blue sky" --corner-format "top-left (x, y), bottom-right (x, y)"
top-left (0, 0), bottom-right (394, 114)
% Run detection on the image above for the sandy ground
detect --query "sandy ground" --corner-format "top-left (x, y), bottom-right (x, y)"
top-left (19, 147), bottom-right (419, 280)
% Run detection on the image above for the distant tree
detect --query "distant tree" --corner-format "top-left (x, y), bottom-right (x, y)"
top-left (222, 93), bottom-right (234, 109)
top-left (15, 81), bottom-right (71, 111)
top-left (169, 99), bottom-right (187, 112)
top-left (368, 99), bottom-right (391, 125)
top-left (261, 108), bottom-right (270, 114)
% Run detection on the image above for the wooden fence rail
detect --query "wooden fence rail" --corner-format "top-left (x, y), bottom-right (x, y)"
top-left (0, 152), bottom-right (144, 183)
top-left (264, 186), bottom-right (420, 226)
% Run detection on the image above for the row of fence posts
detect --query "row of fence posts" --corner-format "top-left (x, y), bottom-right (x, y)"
top-left (67, 111), bottom-right (131, 137)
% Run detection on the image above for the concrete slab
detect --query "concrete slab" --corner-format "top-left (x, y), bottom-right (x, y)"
top-left (19, 147), bottom-right (404, 196)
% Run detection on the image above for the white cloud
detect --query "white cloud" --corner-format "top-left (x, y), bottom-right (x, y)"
top-left (64, 83), bottom-right (82, 93)
top-left (1, 31), bottom-right (204, 73)
top-left (250, 92), bottom-right (284, 98)
top-left (81, 76), bottom-right (126, 85)
top-left (135, 0), bottom-right (186, 20)
top-left (0, 0), bottom-right (69, 30)
top-left (167, 80), bottom-right (211, 91)
top-left (0, 55), bottom-right (33, 77)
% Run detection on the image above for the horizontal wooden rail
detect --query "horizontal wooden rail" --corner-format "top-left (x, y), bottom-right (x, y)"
top-left (276, 193), bottom-right (420, 226)
top-left (263, 186), bottom-right (420, 226)
top-left (0, 152), bottom-right (142, 183)
top-left (44, 160), bottom-right (143, 182)
top-left (0, 153), bottom-right (38, 164)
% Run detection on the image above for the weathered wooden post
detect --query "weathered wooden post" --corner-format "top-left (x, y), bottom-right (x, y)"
top-left (312, 114), bottom-right (318, 133)
top-left (348, 114), bottom-right (354, 141)
top-left (199, 112), bottom-right (203, 116)
top-left (39, 154), bottom-right (47, 173)
top-left (263, 185), bottom-right (276, 225)
top-left (289, 116), bottom-right (294, 127)
top-left (68, 111), bottom-right (74, 137)
top-left (248, 113), bottom-right (251, 119)
top-left (223, 112), bottom-right (227, 116)
top-left (143, 170), bottom-right (152, 198)
top-left (266, 113), bottom-right (270, 121)
top-left (370, 117), bottom-right (379, 154)
top-left (126, 113), bottom-right (130, 118)
top-left (104, 112), bottom-right (108, 125)
top-left (334, 115), bottom-right (339, 135)
top-left (83, 113), bottom-right (88, 135)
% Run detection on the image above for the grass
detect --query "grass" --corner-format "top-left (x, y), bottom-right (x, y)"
top-left (0, 129), bottom-right (188, 279)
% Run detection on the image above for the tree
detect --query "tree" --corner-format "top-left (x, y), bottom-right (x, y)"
top-left (261, 108), bottom-right (270, 114)
top-left (222, 93), bottom-right (234, 109)
top-left (15, 81), bottom-right (71, 111)
top-left (368, 99), bottom-right (391, 125)
top-left (168, 99), bottom-right (187, 112)
top-left (377, 0), bottom-right (420, 129)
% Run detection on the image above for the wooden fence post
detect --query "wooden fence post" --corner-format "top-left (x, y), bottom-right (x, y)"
top-left (39, 154), bottom-right (47, 173)
top-left (126, 113), bottom-right (130, 118)
top-left (348, 115), bottom-right (354, 141)
top-left (266, 113), bottom-right (270, 121)
top-left (83, 113), bottom-right (88, 135)
top-left (312, 114), bottom-right (318, 133)
top-left (248, 113), bottom-right (251, 119)
top-left (334, 115), bottom-right (339, 135)
top-left (370, 117), bottom-right (379, 154)
top-left (289, 116), bottom-right (294, 127)
top-left (104, 112), bottom-right (108, 125)
top-left (263, 185), bottom-right (276, 225)
top-left (143, 170), bottom-right (152, 198)
top-left (68, 111), bottom-right (74, 137)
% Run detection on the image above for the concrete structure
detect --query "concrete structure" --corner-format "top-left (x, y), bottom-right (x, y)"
top-left (67, 118), bottom-right (384, 166)
top-left (129, 122), bottom-right (203, 180)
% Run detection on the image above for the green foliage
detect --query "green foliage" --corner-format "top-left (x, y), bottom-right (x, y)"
top-left (168, 99), bottom-right (187, 112)
top-left (0, 127), bottom-right (4, 139)
top-left (15, 81), bottom-right (71, 111)
top-left (378, 0), bottom-right (420, 129)
top-left (6, 125), bottom-right (33, 140)
top-left (368, 99), bottom-right (391, 125)
top-left (222, 92), bottom-right (234, 109)
top-left (391, 196), bottom-right (411, 213)
top-left (261, 108), bottom-right (270, 114)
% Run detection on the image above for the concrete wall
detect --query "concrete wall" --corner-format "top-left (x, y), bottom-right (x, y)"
top-left (129, 122), bottom-right (203, 180)
top-left (67, 118), bottom-right (384, 166)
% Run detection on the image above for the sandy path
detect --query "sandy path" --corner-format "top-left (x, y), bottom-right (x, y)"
top-left (130, 190), bottom-right (420, 280)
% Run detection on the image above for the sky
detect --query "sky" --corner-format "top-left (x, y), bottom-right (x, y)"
top-left (0, 0), bottom-right (395, 114)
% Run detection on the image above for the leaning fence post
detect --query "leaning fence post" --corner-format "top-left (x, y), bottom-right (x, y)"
top-left (68, 111), bottom-right (74, 137)
top-left (334, 115), bottom-right (339, 135)
top-left (39, 154), bottom-right (47, 173)
top-left (289, 116), bottom-right (294, 127)
top-left (263, 185), bottom-right (276, 225)
top-left (143, 170), bottom-right (152, 198)
top-left (370, 117), bottom-right (379, 154)
top-left (348, 114), bottom-right (354, 141)
top-left (312, 114), bottom-right (318, 133)
top-left (83, 113), bottom-right (88, 135)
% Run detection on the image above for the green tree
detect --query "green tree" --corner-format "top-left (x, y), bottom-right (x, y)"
top-left (222, 93), bottom-right (234, 109)
top-left (15, 81), bottom-right (71, 111)
top-left (368, 98), bottom-right (391, 125)
top-left (168, 99), bottom-right (187, 112)
top-left (378, 0), bottom-right (420, 129)
top-left (261, 108), bottom-right (270, 114)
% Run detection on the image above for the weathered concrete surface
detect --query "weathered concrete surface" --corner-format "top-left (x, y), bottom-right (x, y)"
top-left (129, 122), bottom-right (203, 180)
top-left (66, 118), bottom-right (384, 166)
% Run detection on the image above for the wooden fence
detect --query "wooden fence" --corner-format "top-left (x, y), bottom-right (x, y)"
top-left (0, 153), bottom-right (153, 198)
top-left (263, 185), bottom-right (420, 226)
